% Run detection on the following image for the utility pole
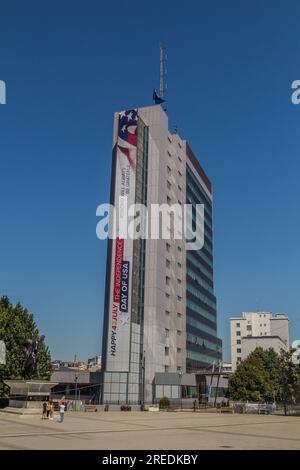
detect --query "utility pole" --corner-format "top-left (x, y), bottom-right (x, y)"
top-left (214, 361), bottom-right (222, 408)
top-left (208, 361), bottom-right (215, 406)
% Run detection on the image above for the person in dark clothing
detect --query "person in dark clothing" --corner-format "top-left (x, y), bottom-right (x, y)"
top-left (42, 401), bottom-right (47, 419)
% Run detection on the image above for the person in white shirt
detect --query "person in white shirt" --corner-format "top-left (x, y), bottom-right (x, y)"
top-left (59, 402), bottom-right (65, 423)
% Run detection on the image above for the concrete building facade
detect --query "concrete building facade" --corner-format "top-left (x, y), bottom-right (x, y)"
top-left (230, 311), bottom-right (289, 370)
top-left (241, 336), bottom-right (288, 361)
top-left (101, 104), bottom-right (222, 404)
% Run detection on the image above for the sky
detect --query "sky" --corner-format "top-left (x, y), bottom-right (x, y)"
top-left (0, 0), bottom-right (299, 363)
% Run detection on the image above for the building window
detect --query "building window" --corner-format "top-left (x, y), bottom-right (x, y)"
top-left (237, 340), bottom-right (241, 344)
top-left (177, 246), bottom-right (182, 252)
top-left (165, 310), bottom-right (170, 316)
top-left (246, 325), bottom-right (252, 331)
top-left (177, 330), bottom-right (182, 335)
top-left (177, 366), bottom-right (182, 372)
top-left (167, 180), bottom-right (171, 189)
top-left (168, 136), bottom-right (172, 143)
top-left (260, 324), bottom-right (262, 327)
top-left (167, 165), bottom-right (171, 174)
top-left (177, 278), bottom-right (182, 285)
top-left (167, 195), bottom-right (171, 204)
top-left (178, 142), bottom-right (182, 149)
top-left (165, 347), bottom-right (169, 356)
top-left (178, 155), bottom-right (182, 162)
top-left (236, 331), bottom-right (241, 336)
top-left (177, 348), bottom-right (181, 353)
top-left (178, 262), bottom-right (182, 268)
top-left (236, 323), bottom-right (240, 327)
top-left (165, 328), bottom-right (170, 338)
top-left (165, 293), bottom-right (170, 299)
top-left (178, 200), bottom-right (182, 206)
top-left (166, 276), bottom-right (171, 286)
top-left (177, 312), bottom-right (182, 318)
top-left (178, 185), bottom-right (182, 191)
top-left (237, 348), bottom-right (241, 353)
top-left (166, 243), bottom-right (171, 252)
top-left (167, 150), bottom-right (172, 158)
top-left (166, 259), bottom-right (170, 268)
top-left (177, 296), bottom-right (182, 301)
top-left (165, 365), bottom-right (169, 372)
top-left (178, 170), bottom-right (182, 177)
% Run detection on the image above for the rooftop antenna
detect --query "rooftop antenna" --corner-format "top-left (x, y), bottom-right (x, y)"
top-left (159, 44), bottom-right (166, 99)
top-left (153, 45), bottom-right (167, 106)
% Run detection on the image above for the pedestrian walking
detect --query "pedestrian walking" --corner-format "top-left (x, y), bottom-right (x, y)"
top-left (59, 402), bottom-right (65, 423)
top-left (42, 401), bottom-right (47, 419)
top-left (49, 401), bottom-right (54, 420)
top-left (46, 401), bottom-right (52, 418)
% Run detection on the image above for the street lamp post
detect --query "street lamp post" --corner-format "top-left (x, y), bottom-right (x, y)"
top-left (179, 372), bottom-right (183, 410)
top-left (141, 351), bottom-right (145, 411)
top-left (74, 375), bottom-right (78, 411)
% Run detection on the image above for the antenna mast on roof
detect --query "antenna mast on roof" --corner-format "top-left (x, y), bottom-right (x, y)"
top-left (159, 44), bottom-right (166, 99)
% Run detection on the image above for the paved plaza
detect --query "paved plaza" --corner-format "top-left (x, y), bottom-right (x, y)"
top-left (0, 411), bottom-right (300, 450)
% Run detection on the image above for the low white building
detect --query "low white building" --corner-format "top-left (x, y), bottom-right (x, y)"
top-left (87, 356), bottom-right (102, 371)
top-left (241, 336), bottom-right (288, 361)
top-left (292, 340), bottom-right (300, 364)
top-left (221, 362), bottom-right (233, 373)
top-left (230, 312), bottom-right (289, 370)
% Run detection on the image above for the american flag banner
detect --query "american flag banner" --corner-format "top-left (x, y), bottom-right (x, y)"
top-left (106, 109), bottom-right (138, 371)
top-left (117, 109), bottom-right (138, 171)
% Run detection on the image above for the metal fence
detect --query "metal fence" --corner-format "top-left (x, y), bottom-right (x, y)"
top-left (233, 402), bottom-right (276, 414)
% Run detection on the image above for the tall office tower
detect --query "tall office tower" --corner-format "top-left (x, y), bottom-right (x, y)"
top-left (230, 311), bottom-right (290, 371)
top-left (101, 105), bottom-right (222, 404)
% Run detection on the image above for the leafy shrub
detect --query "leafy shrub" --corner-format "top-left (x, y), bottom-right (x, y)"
top-left (120, 404), bottom-right (131, 411)
top-left (159, 396), bottom-right (170, 409)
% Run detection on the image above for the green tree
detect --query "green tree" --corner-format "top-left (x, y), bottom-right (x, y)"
top-left (228, 348), bottom-right (281, 402)
top-left (278, 349), bottom-right (300, 416)
top-left (0, 296), bottom-right (52, 398)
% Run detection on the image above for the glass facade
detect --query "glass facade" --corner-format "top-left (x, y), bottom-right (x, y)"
top-left (186, 163), bottom-right (222, 372)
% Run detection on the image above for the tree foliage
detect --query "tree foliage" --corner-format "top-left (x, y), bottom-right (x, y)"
top-left (159, 396), bottom-right (170, 409)
top-left (0, 296), bottom-right (52, 398)
top-left (278, 349), bottom-right (300, 415)
top-left (228, 347), bottom-right (300, 409)
top-left (228, 348), bottom-right (281, 402)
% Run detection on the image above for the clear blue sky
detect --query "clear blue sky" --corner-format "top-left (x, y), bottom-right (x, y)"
top-left (0, 1), bottom-right (299, 362)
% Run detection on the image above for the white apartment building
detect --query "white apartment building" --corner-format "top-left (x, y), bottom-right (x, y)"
top-left (230, 312), bottom-right (289, 370)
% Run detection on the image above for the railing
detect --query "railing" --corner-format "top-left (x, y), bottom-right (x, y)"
top-left (231, 402), bottom-right (276, 414)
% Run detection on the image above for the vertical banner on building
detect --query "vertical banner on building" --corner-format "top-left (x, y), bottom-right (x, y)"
top-left (106, 109), bottom-right (138, 371)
